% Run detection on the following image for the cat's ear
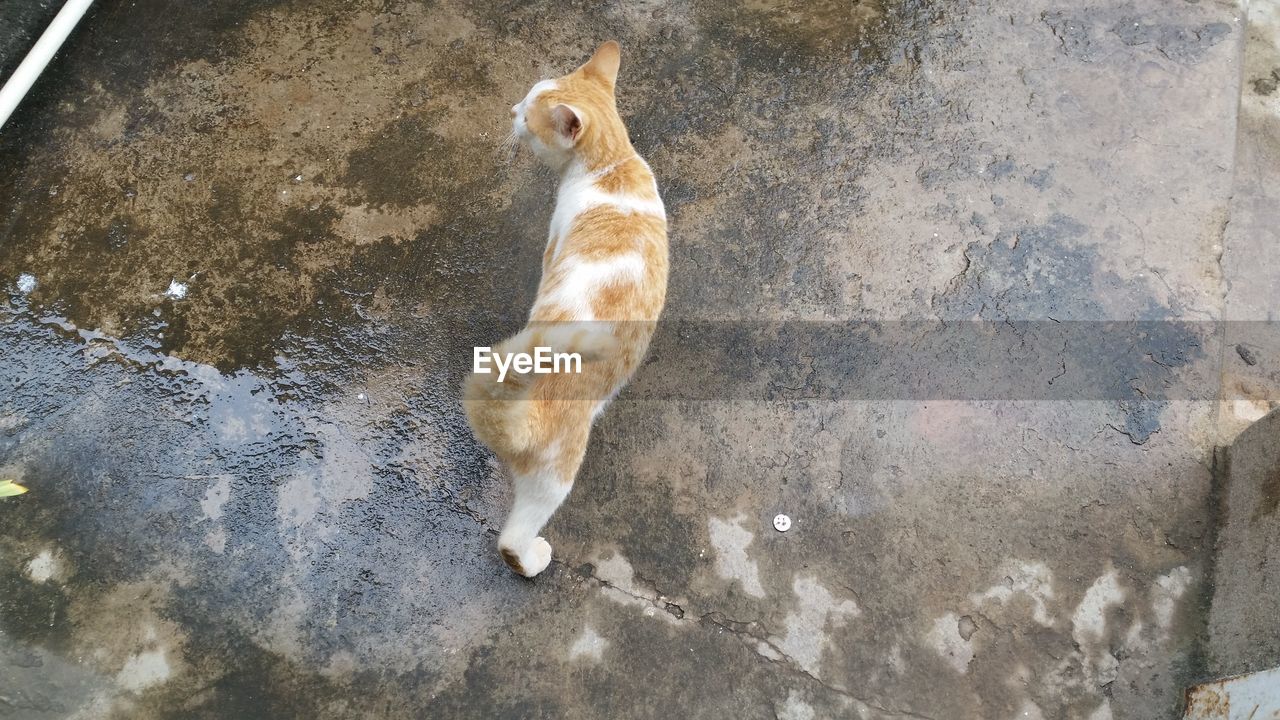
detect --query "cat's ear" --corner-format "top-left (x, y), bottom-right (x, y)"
top-left (550, 104), bottom-right (583, 144)
top-left (582, 40), bottom-right (620, 87)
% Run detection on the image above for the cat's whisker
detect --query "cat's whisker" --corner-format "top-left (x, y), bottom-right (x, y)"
top-left (497, 130), bottom-right (520, 163)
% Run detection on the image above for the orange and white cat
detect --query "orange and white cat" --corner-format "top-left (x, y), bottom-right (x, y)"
top-left (462, 41), bottom-right (669, 578)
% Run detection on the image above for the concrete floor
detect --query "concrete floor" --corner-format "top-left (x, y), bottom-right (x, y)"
top-left (1, 0), bottom-right (1277, 718)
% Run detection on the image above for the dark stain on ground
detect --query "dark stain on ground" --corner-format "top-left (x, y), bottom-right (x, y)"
top-left (276, 202), bottom-right (343, 246)
top-left (1111, 16), bottom-right (1232, 65)
top-left (149, 644), bottom-right (347, 720)
top-left (1179, 445), bottom-right (1227, 692)
top-left (0, 0), bottom-right (62, 82)
top-left (343, 103), bottom-right (497, 213)
top-left (427, 596), bottom-right (781, 720)
top-left (1042, 11), bottom-right (1100, 62)
top-left (578, 442), bottom-right (704, 589)
top-left (0, 299), bottom-right (512, 718)
top-left (430, 639), bottom-right (571, 720)
top-left (0, 0), bottom-right (926, 371)
top-left (1, 0), bottom-right (518, 369)
top-left (1256, 465), bottom-right (1280, 520)
top-left (937, 214), bottom-right (1102, 318)
top-left (692, 0), bottom-right (889, 71)
top-left (0, 557), bottom-right (73, 652)
top-left (1043, 8), bottom-right (1232, 65)
top-left (1252, 68), bottom-right (1280, 96)
top-left (2, 0), bottom-right (300, 141)
top-left (1235, 343), bottom-right (1259, 366)
top-left (933, 212), bottom-right (1207, 442)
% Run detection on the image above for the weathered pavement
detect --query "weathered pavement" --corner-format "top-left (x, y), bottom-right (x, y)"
top-left (1, 0), bottom-right (1277, 718)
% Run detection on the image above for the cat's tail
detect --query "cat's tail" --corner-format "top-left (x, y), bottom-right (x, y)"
top-left (462, 324), bottom-right (618, 457)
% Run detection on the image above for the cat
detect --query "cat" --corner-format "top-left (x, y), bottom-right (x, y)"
top-left (462, 41), bottom-right (669, 578)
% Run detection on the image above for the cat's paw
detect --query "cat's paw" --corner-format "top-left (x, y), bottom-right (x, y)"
top-left (499, 537), bottom-right (553, 578)
top-left (521, 537), bottom-right (553, 577)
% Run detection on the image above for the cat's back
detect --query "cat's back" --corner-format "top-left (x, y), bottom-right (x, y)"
top-left (533, 155), bottom-right (668, 325)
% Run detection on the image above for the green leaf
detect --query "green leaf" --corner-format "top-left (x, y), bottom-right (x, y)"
top-left (0, 479), bottom-right (29, 497)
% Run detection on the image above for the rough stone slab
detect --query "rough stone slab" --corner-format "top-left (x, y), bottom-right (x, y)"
top-left (1219, 0), bottom-right (1280, 439)
top-left (1208, 409), bottom-right (1280, 677)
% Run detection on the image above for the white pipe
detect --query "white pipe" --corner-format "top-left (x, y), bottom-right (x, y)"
top-left (0, 0), bottom-right (96, 130)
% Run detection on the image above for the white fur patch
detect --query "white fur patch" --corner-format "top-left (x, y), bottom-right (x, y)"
top-left (512, 79), bottom-right (559, 142)
top-left (534, 253), bottom-right (644, 321)
top-left (526, 79), bottom-right (558, 101)
top-left (514, 79), bottom-right (557, 118)
top-left (546, 161), bottom-right (667, 263)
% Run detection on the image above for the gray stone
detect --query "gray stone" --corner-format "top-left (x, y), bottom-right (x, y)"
top-left (1208, 409), bottom-right (1280, 677)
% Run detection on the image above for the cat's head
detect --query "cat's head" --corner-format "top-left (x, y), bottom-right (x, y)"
top-left (510, 41), bottom-right (622, 168)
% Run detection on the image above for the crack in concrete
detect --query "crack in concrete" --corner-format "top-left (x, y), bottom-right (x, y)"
top-left (1106, 422), bottom-right (1159, 445)
top-left (930, 244), bottom-right (975, 312)
top-left (698, 609), bottom-right (939, 719)
top-left (558, 560), bottom-right (924, 714)
top-left (742, 637), bottom-right (941, 720)
top-left (558, 558), bottom-right (687, 621)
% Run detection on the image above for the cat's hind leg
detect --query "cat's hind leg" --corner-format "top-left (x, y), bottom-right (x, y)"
top-left (497, 467), bottom-right (572, 578)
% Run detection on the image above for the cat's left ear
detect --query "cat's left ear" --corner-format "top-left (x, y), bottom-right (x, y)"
top-left (550, 104), bottom-right (583, 145)
top-left (582, 40), bottom-right (620, 88)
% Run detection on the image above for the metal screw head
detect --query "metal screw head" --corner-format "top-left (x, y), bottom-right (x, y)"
top-left (773, 514), bottom-right (791, 532)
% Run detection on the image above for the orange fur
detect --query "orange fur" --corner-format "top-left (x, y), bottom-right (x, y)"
top-left (462, 41), bottom-right (669, 578)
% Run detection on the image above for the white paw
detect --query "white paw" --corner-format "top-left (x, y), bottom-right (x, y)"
top-left (499, 537), bottom-right (554, 578)
top-left (522, 537), bottom-right (553, 577)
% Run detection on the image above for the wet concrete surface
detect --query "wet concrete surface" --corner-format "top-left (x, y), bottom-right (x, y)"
top-left (0, 0), bottom-right (61, 83)
top-left (0, 0), bottom-right (1274, 717)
